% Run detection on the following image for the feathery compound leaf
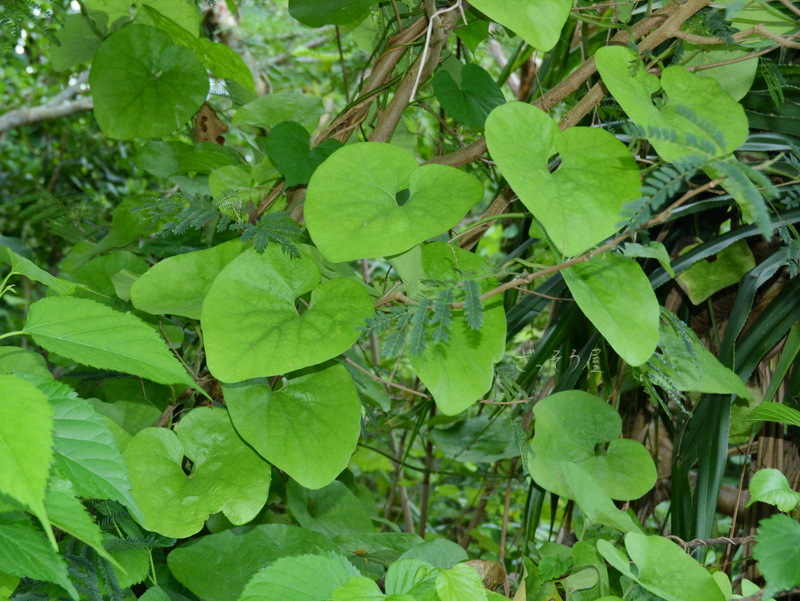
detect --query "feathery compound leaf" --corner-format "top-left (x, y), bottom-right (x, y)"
top-left (709, 157), bottom-right (774, 239)
top-left (24, 297), bottom-right (198, 389)
top-left (431, 288), bottom-right (454, 345)
top-left (407, 299), bottom-right (432, 357)
top-left (463, 280), bottom-right (484, 330)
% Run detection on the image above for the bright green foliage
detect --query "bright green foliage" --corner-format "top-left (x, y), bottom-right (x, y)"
top-left (131, 239), bottom-right (245, 319)
top-left (747, 469), bottom-right (800, 512)
top-left (43, 477), bottom-right (116, 564)
top-left (754, 515), bottom-right (800, 598)
top-left (677, 240), bottom-right (756, 304)
top-left (561, 464), bottom-right (643, 534)
top-left (287, 480), bottom-right (374, 538)
top-left (0, 376), bottom-right (54, 545)
top-left (408, 244), bottom-right (506, 415)
top-left (139, 586), bottom-right (172, 601)
top-left (202, 246), bottom-right (374, 381)
top-left (433, 63), bottom-right (506, 128)
top-left (89, 25), bottom-right (209, 140)
top-left (238, 553), bottom-right (360, 601)
top-left (595, 45), bottom-right (748, 161)
top-left (123, 407), bottom-right (271, 538)
top-left (644, 323), bottom-right (751, 398)
top-left (468, 0), bottom-right (572, 51)
top-left (0, 347), bottom-right (51, 380)
top-left (142, 5), bottom-right (255, 90)
top-left (332, 577), bottom-right (386, 601)
top-left (563, 254), bottom-right (659, 366)
top-left (598, 534), bottom-right (726, 601)
top-left (233, 92), bottom-right (324, 132)
top-left (168, 524), bottom-right (339, 601)
top-left (746, 402), bottom-right (800, 427)
top-left (24, 296), bottom-right (197, 387)
top-left (224, 364), bottom-right (362, 489)
top-left (266, 121), bottom-right (344, 187)
top-left (529, 391), bottom-right (657, 500)
top-left (84, 0), bottom-right (201, 33)
top-left (0, 516), bottom-right (78, 600)
top-left (486, 103), bottom-right (640, 256)
top-left (288, 0), bottom-right (379, 27)
top-left (435, 564), bottom-right (487, 601)
top-left (384, 558), bottom-right (435, 595)
top-left (0, 245), bottom-right (83, 295)
top-left (305, 143), bottom-right (484, 262)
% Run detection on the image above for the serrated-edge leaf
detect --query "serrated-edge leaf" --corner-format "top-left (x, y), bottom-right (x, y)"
top-left (24, 296), bottom-right (197, 388)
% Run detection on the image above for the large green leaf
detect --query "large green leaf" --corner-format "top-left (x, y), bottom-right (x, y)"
top-left (266, 121), bottom-right (343, 187)
top-left (239, 553), bottom-right (360, 601)
top-left (485, 103), bottom-right (640, 256)
top-left (433, 63), bottom-right (505, 128)
top-left (43, 478), bottom-right (117, 564)
top-left (224, 364), bottom-right (361, 489)
top-left (44, 381), bottom-right (136, 510)
top-left (89, 24), bottom-right (209, 140)
top-left (142, 5), bottom-right (254, 90)
top-left (561, 463), bottom-right (643, 534)
top-left (529, 391), bottom-right (657, 500)
top-left (332, 577), bottom-right (385, 601)
top-left (131, 240), bottom-right (245, 319)
top-left (167, 524), bottom-right (338, 601)
top-left (676, 239), bottom-right (756, 304)
top-left (84, 0), bottom-right (200, 34)
top-left (435, 564), bottom-right (487, 601)
top-left (287, 480), bottom-right (374, 538)
top-left (24, 296), bottom-right (197, 387)
top-left (430, 415), bottom-right (519, 463)
top-left (233, 92), bottom-right (324, 133)
top-left (0, 376), bottom-right (54, 542)
top-left (123, 407), bottom-right (271, 538)
top-left (0, 245), bottom-right (83, 295)
top-left (468, 0), bottom-right (571, 51)
top-left (643, 321), bottom-right (751, 399)
top-left (754, 514), bottom-right (800, 598)
top-left (623, 533), bottom-right (726, 601)
top-left (406, 243), bottom-right (506, 415)
top-left (0, 516), bottom-right (78, 600)
top-left (0, 347), bottom-right (51, 380)
top-left (288, 0), bottom-right (379, 27)
top-left (562, 253), bottom-right (659, 366)
top-left (305, 144), bottom-right (484, 262)
top-left (201, 246), bottom-right (374, 382)
top-left (595, 45), bottom-right (748, 162)
top-left (747, 469), bottom-right (800, 513)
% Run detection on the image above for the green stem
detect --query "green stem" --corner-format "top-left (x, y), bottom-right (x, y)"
top-left (0, 331), bottom-right (26, 342)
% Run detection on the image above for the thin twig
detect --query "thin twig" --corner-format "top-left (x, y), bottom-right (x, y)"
top-left (341, 355), bottom-right (431, 399)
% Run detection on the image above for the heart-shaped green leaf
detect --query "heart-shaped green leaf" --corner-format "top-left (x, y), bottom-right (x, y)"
top-left (469, 0), bottom-right (572, 51)
top-left (486, 102), bottom-right (640, 256)
top-left (223, 364), bottom-right (362, 490)
top-left (405, 243), bottom-right (506, 415)
top-left (131, 240), bottom-right (245, 319)
top-left (266, 121), bottom-right (343, 187)
top-left (623, 533), bottom-right (726, 601)
top-left (305, 143), bottom-right (484, 262)
top-left (123, 407), bottom-right (271, 538)
top-left (747, 468), bottom-right (800, 513)
top-left (529, 391), bottom-right (657, 500)
top-left (563, 253), bottom-right (659, 366)
top-left (433, 63), bottom-right (506, 128)
top-left (233, 92), bottom-right (324, 133)
top-left (201, 246), bottom-right (374, 382)
top-left (89, 24), bottom-right (209, 140)
top-left (595, 46), bottom-right (748, 162)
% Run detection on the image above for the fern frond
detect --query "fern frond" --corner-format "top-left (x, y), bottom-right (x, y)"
top-left (463, 280), bottom-right (483, 330)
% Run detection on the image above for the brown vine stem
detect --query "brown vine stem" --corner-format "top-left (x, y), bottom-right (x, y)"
top-left (449, 177), bottom-right (723, 310)
top-left (250, 180), bottom-right (285, 223)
